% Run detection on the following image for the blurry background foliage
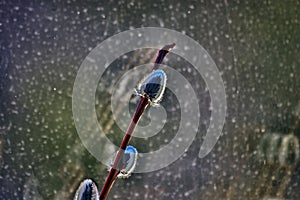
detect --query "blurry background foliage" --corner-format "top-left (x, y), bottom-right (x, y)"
top-left (0, 0), bottom-right (300, 199)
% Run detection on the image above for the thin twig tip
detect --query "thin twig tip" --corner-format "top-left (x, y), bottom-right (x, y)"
top-left (162, 43), bottom-right (176, 51)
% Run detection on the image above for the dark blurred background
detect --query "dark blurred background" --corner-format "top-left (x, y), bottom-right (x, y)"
top-left (1, 0), bottom-right (300, 199)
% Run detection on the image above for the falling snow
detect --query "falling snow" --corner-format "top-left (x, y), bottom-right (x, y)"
top-left (1, 0), bottom-right (300, 200)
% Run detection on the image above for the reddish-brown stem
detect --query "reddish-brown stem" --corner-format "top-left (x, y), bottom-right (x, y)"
top-left (99, 43), bottom-right (175, 200)
top-left (100, 96), bottom-right (149, 200)
top-left (152, 43), bottom-right (176, 71)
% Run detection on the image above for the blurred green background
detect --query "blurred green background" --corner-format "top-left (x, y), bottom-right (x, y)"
top-left (1, 0), bottom-right (300, 199)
